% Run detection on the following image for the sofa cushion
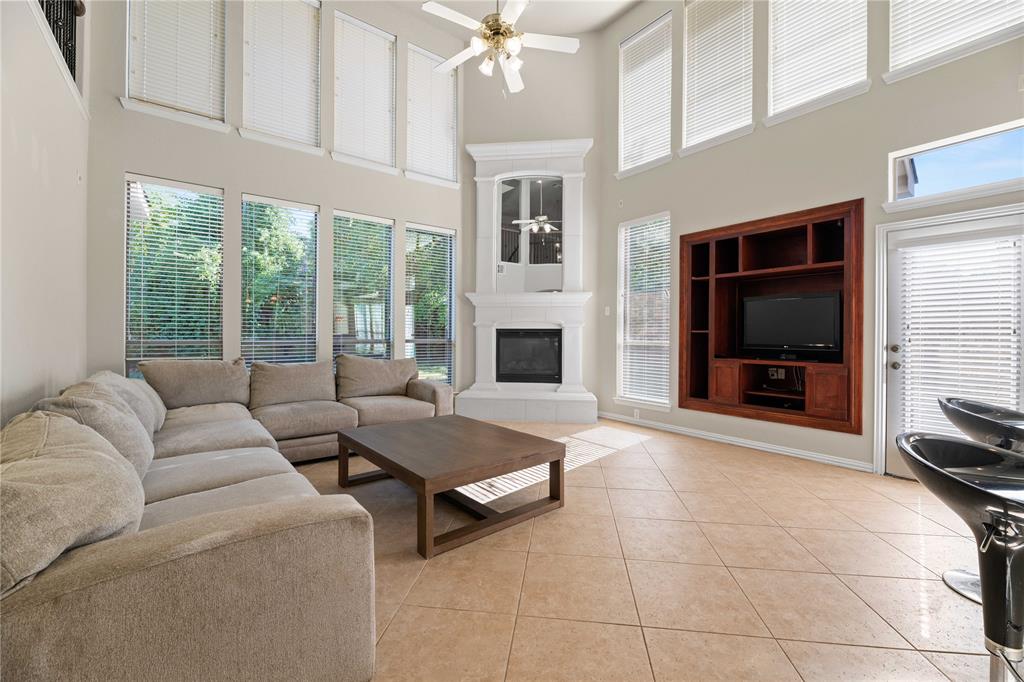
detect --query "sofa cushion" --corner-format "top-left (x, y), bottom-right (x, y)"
top-left (163, 403), bottom-right (253, 428)
top-left (336, 354), bottom-right (418, 399)
top-left (153, 419), bottom-right (276, 459)
top-left (89, 370), bottom-right (167, 435)
top-left (140, 473), bottom-right (317, 530)
top-left (251, 400), bottom-right (358, 441)
top-left (278, 434), bottom-right (339, 463)
top-left (340, 395), bottom-right (435, 426)
top-left (0, 412), bottom-right (144, 595)
top-left (34, 381), bottom-right (154, 478)
top-left (249, 360), bottom-right (335, 409)
top-left (139, 358), bottom-right (249, 409)
top-left (142, 447), bottom-right (295, 503)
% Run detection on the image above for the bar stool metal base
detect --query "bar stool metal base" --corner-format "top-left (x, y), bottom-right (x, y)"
top-left (943, 568), bottom-right (983, 604)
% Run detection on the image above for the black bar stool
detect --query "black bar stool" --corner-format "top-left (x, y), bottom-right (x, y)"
top-left (897, 433), bottom-right (1023, 681)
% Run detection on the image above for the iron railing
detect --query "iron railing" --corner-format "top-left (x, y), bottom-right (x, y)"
top-left (39, 0), bottom-right (81, 79)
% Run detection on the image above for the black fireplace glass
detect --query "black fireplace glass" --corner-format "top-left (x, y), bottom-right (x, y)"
top-left (496, 329), bottom-right (561, 383)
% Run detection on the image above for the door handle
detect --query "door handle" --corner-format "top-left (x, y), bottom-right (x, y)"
top-left (890, 361), bottom-right (902, 370)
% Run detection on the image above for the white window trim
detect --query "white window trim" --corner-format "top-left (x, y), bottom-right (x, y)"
top-left (404, 170), bottom-right (460, 190)
top-left (614, 153), bottom-right (673, 180)
top-left (238, 127), bottom-right (326, 156)
top-left (331, 151), bottom-right (400, 176)
top-left (883, 21), bottom-right (1024, 85)
top-left (29, 0), bottom-right (88, 120)
top-left (616, 210), bottom-right (673, 409)
top-left (125, 172), bottom-right (225, 197)
top-left (679, 123), bottom-right (756, 158)
top-left (120, 97), bottom-right (232, 133)
top-left (241, 192), bottom-right (320, 214)
top-left (764, 78), bottom-right (871, 127)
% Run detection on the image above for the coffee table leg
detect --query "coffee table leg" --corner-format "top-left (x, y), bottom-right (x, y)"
top-left (417, 492), bottom-right (435, 559)
top-left (338, 448), bottom-right (349, 487)
top-left (549, 459), bottom-right (564, 505)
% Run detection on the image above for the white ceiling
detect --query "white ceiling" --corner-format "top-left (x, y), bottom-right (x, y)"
top-left (412, 1), bottom-right (638, 37)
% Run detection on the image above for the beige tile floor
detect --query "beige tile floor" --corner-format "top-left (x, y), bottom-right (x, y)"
top-left (297, 419), bottom-right (989, 681)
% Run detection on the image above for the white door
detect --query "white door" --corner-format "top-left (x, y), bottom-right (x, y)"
top-left (883, 212), bottom-right (1024, 476)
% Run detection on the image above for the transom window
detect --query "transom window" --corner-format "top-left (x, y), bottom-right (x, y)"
top-left (618, 12), bottom-right (673, 174)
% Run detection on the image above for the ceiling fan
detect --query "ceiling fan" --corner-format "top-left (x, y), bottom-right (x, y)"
top-left (422, 0), bottom-right (580, 93)
top-left (512, 180), bottom-right (560, 232)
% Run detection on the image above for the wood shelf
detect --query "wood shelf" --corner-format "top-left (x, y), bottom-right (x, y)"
top-left (744, 388), bottom-right (803, 400)
top-left (713, 261), bottom-right (844, 280)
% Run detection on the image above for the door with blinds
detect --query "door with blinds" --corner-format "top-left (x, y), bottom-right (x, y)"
top-left (884, 214), bottom-right (1024, 476)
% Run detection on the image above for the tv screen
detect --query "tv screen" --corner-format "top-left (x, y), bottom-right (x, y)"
top-left (742, 292), bottom-right (841, 352)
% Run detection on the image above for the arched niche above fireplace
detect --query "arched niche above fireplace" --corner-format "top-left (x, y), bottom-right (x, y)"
top-left (498, 176), bottom-right (563, 293)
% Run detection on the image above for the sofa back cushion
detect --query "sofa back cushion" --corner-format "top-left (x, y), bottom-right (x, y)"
top-left (89, 370), bottom-right (167, 435)
top-left (139, 358), bottom-right (250, 409)
top-left (249, 361), bottom-right (335, 409)
top-left (0, 412), bottom-right (144, 596)
top-left (35, 381), bottom-right (154, 478)
top-left (336, 355), bottom-right (418, 399)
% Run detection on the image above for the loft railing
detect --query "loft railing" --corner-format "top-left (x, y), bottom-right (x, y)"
top-left (38, 0), bottom-right (83, 80)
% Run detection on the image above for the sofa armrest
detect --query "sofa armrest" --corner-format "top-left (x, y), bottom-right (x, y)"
top-left (406, 378), bottom-right (454, 416)
top-left (1, 496), bottom-right (375, 682)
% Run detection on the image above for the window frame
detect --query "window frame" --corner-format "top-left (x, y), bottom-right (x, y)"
top-left (404, 222), bottom-right (457, 385)
top-left (332, 209), bottom-right (395, 359)
top-left (617, 11), bottom-right (674, 179)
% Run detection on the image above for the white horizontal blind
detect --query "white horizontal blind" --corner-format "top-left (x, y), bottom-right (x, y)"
top-left (407, 46), bottom-right (458, 182)
top-left (405, 225), bottom-right (455, 384)
top-left (334, 212), bottom-right (393, 359)
top-left (684, 0), bottom-right (752, 148)
top-left (125, 179), bottom-right (224, 376)
top-left (619, 216), bottom-right (671, 405)
top-left (619, 12), bottom-right (672, 172)
top-left (334, 13), bottom-right (395, 167)
top-left (769, 0), bottom-right (867, 115)
top-left (128, 0), bottom-right (225, 119)
top-left (241, 196), bottom-right (318, 365)
top-left (244, 0), bottom-right (321, 146)
top-left (890, 0), bottom-right (1024, 72)
top-left (897, 234), bottom-right (1023, 435)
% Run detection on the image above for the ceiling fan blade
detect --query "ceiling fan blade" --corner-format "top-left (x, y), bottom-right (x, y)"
top-left (500, 0), bottom-right (529, 24)
top-left (511, 219), bottom-right (533, 224)
top-left (421, 1), bottom-right (481, 30)
top-left (521, 32), bottom-right (580, 54)
top-left (499, 54), bottom-right (524, 93)
top-left (434, 46), bottom-right (476, 73)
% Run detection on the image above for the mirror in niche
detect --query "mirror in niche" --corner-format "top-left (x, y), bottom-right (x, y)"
top-left (498, 176), bottom-right (563, 293)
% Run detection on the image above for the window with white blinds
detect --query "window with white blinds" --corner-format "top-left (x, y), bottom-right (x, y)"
top-left (127, 0), bottom-right (226, 119)
top-left (241, 195), bottom-right (318, 365)
top-left (890, 0), bottom-right (1024, 76)
top-left (125, 178), bottom-right (224, 376)
top-left (406, 46), bottom-right (458, 183)
top-left (768, 0), bottom-right (867, 117)
top-left (618, 215), bottom-right (671, 405)
top-left (897, 234), bottom-right (1023, 435)
top-left (619, 12), bottom-right (673, 173)
top-left (334, 212), bottom-right (393, 359)
top-left (243, 0), bottom-right (321, 147)
top-left (405, 225), bottom-right (455, 384)
top-left (334, 13), bottom-right (395, 168)
top-left (683, 0), bottom-right (752, 149)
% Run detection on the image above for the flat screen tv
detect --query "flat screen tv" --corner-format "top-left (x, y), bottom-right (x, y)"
top-left (741, 292), bottom-right (842, 362)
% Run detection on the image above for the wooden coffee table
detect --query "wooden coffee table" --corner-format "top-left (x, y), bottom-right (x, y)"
top-left (337, 414), bottom-right (565, 558)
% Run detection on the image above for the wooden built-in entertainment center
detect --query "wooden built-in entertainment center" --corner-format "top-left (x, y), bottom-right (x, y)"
top-left (680, 199), bottom-right (863, 434)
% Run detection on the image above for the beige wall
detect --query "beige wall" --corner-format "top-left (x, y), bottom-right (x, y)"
top-left (594, 1), bottom-right (1024, 467)
top-left (1, 1), bottom-right (90, 423)
top-left (85, 1), bottom-right (466, 379)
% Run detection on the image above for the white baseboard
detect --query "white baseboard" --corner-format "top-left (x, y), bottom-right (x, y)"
top-left (597, 411), bottom-right (875, 474)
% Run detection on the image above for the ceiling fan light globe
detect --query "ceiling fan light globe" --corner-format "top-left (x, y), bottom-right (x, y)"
top-left (478, 55), bottom-right (495, 76)
top-left (507, 55), bottom-right (523, 72)
top-left (506, 35), bottom-right (523, 56)
top-left (470, 35), bottom-right (487, 55)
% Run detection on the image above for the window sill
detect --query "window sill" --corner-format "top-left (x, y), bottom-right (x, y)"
top-left (764, 78), bottom-right (871, 128)
top-left (238, 128), bottom-right (325, 156)
top-left (882, 177), bottom-right (1024, 214)
top-left (883, 23), bottom-right (1024, 85)
top-left (331, 152), bottom-right (399, 175)
top-left (613, 397), bottom-right (671, 413)
top-left (405, 170), bottom-right (459, 190)
top-left (679, 123), bottom-right (756, 158)
top-left (614, 153), bottom-right (673, 180)
top-left (120, 98), bottom-right (230, 133)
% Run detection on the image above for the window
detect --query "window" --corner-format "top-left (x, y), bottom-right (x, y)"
top-left (683, 0), bottom-right (753, 150)
top-left (128, 0), bottom-right (226, 119)
top-left (334, 12), bottom-right (395, 169)
top-left (333, 212), bottom-right (393, 358)
top-left (618, 214), bottom-right (671, 406)
top-left (405, 225), bottom-right (455, 384)
top-left (406, 45), bottom-right (458, 183)
top-left (768, 0), bottom-right (867, 120)
top-left (888, 0), bottom-right (1024, 80)
top-left (241, 195), bottom-right (318, 364)
top-left (619, 12), bottom-right (672, 174)
top-left (243, 0), bottom-right (321, 147)
top-left (125, 177), bottom-right (224, 376)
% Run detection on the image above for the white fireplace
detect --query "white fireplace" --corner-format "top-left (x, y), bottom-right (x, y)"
top-left (455, 139), bottom-right (597, 423)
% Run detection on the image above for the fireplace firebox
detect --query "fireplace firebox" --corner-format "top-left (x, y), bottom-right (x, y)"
top-left (496, 329), bottom-right (562, 384)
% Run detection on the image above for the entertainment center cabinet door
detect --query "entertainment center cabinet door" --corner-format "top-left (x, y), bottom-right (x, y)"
top-left (709, 360), bottom-right (740, 405)
top-left (805, 365), bottom-right (849, 420)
